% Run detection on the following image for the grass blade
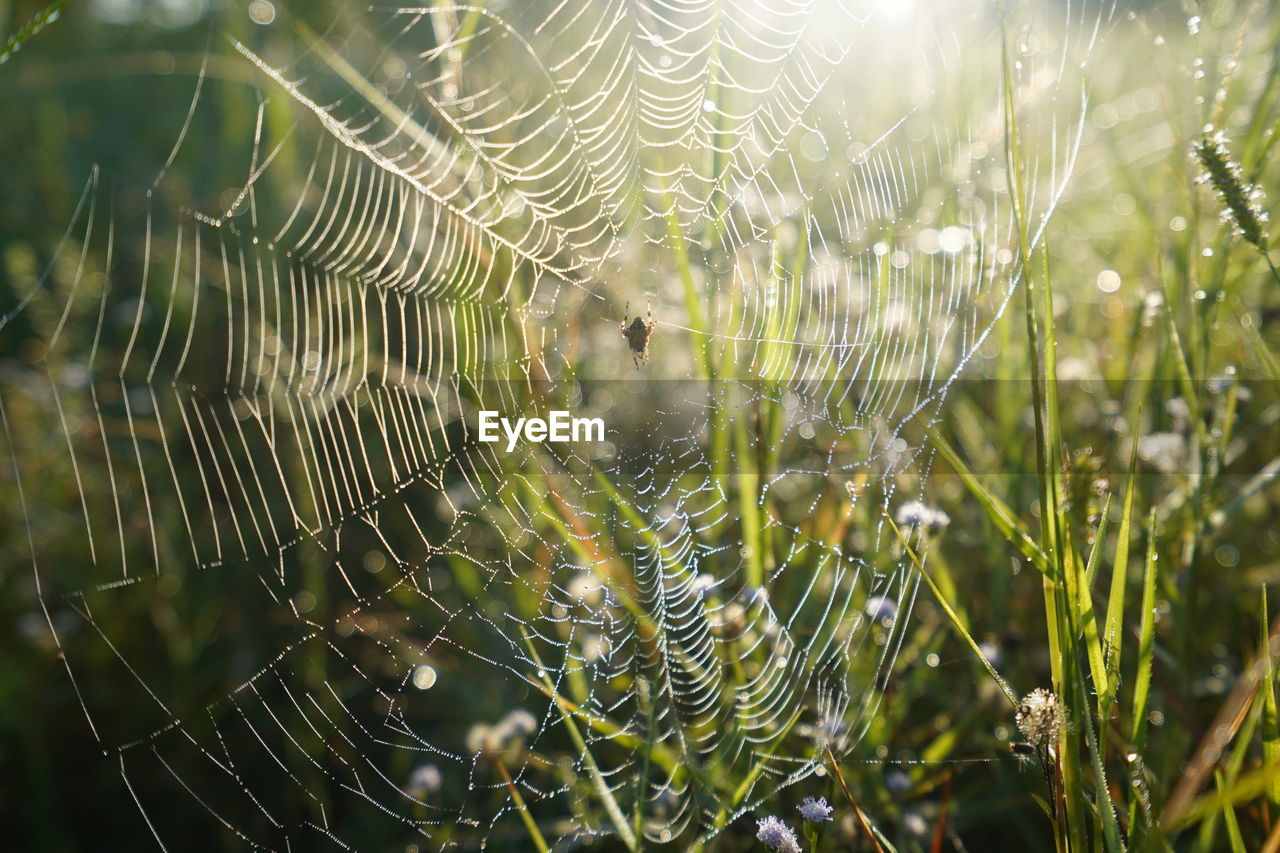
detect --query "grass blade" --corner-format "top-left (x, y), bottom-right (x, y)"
top-left (888, 514), bottom-right (1017, 706)
top-left (1215, 769), bottom-right (1249, 853)
top-left (0, 0), bottom-right (67, 65)
top-left (496, 760), bottom-right (551, 853)
top-left (1166, 761), bottom-right (1280, 833)
top-left (1104, 445), bottom-right (1140, 711)
top-left (1130, 509), bottom-right (1160, 746)
top-left (1262, 587), bottom-right (1280, 810)
top-left (929, 429), bottom-right (1048, 573)
top-left (521, 629), bottom-right (639, 851)
top-left (1129, 510), bottom-right (1160, 839)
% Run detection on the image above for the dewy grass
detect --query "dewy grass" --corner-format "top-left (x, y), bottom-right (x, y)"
top-left (11, 2), bottom-right (1280, 851)
top-left (0, 0), bottom-right (67, 65)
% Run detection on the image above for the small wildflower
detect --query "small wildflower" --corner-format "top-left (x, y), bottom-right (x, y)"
top-left (895, 500), bottom-right (951, 531)
top-left (884, 768), bottom-right (912, 793)
top-left (407, 764), bottom-right (442, 797)
top-left (902, 811), bottom-right (930, 836)
top-left (464, 723), bottom-right (492, 754)
top-left (797, 796), bottom-right (834, 822)
top-left (803, 711), bottom-right (849, 750)
top-left (1137, 431), bottom-right (1187, 475)
top-left (864, 595), bottom-right (898, 625)
top-left (1165, 396), bottom-right (1191, 426)
top-left (1016, 688), bottom-right (1066, 748)
top-left (501, 709), bottom-right (537, 738)
top-left (756, 815), bottom-right (802, 852)
top-left (466, 709), bottom-right (539, 757)
top-left (1193, 128), bottom-right (1269, 251)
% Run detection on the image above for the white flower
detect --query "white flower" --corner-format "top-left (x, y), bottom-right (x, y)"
top-left (801, 711), bottom-right (850, 750)
top-left (501, 709), bottom-right (537, 738)
top-left (465, 723), bottom-right (491, 754)
top-left (1137, 431), bottom-right (1187, 475)
top-left (864, 595), bottom-right (898, 625)
top-left (797, 795), bottom-right (834, 822)
top-left (885, 768), bottom-right (911, 793)
top-left (407, 764), bottom-right (442, 796)
top-left (756, 815), bottom-right (802, 852)
top-left (895, 500), bottom-right (950, 531)
top-left (1165, 397), bottom-right (1191, 423)
top-left (466, 709), bottom-right (539, 756)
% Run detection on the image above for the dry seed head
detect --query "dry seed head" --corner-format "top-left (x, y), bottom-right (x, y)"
top-left (1193, 129), bottom-right (1269, 251)
top-left (1016, 688), bottom-right (1066, 748)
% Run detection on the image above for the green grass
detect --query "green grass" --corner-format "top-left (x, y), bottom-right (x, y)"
top-left (5, 1), bottom-right (1280, 851)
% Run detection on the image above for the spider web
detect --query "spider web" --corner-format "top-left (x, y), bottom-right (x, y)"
top-left (2, 0), bottom-right (1109, 848)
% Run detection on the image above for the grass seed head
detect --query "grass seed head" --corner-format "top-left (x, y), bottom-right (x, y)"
top-left (1193, 128), bottom-right (1269, 251)
top-left (1016, 688), bottom-right (1066, 749)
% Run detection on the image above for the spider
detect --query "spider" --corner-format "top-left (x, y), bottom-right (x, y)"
top-left (619, 300), bottom-right (656, 368)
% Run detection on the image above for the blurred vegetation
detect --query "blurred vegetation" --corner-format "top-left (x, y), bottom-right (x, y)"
top-left (5, 1), bottom-right (1280, 851)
